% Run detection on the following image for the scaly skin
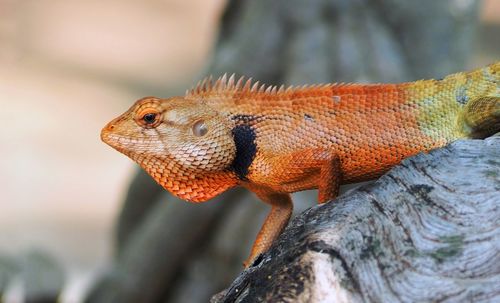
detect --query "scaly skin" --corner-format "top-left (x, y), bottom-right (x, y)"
top-left (101, 62), bottom-right (499, 267)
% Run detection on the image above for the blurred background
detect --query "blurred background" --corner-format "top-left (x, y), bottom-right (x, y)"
top-left (0, 0), bottom-right (498, 302)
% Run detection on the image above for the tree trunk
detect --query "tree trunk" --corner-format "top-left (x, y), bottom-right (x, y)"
top-left (212, 136), bottom-right (500, 303)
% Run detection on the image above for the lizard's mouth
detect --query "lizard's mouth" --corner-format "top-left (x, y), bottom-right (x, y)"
top-left (101, 125), bottom-right (163, 162)
top-left (100, 125), bottom-right (133, 155)
top-left (101, 118), bottom-right (117, 141)
top-left (100, 123), bottom-right (117, 147)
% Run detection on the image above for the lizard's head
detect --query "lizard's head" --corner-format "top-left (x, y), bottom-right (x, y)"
top-left (101, 96), bottom-right (237, 169)
top-left (101, 96), bottom-right (238, 201)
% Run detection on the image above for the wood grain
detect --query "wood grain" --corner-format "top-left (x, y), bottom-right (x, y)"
top-left (212, 136), bottom-right (500, 302)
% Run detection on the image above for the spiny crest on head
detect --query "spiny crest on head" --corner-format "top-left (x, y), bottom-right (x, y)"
top-left (185, 73), bottom-right (337, 98)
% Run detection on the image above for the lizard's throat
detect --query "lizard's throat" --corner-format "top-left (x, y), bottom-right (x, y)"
top-left (133, 154), bottom-right (194, 190)
top-left (132, 153), bottom-right (238, 203)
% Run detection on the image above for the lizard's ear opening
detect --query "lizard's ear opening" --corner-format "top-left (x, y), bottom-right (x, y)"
top-left (192, 120), bottom-right (208, 136)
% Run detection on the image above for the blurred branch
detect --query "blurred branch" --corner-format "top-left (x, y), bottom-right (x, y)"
top-left (0, 255), bottom-right (17, 298)
top-left (20, 250), bottom-right (65, 303)
top-left (114, 169), bottom-right (164, 255)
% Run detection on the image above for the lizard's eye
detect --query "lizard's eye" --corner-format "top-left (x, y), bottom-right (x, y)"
top-left (192, 120), bottom-right (208, 136)
top-left (136, 109), bottom-right (161, 128)
top-left (143, 113), bottom-right (157, 124)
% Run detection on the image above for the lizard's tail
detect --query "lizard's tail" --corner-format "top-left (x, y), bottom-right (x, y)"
top-left (461, 62), bottom-right (500, 138)
top-left (463, 96), bottom-right (500, 138)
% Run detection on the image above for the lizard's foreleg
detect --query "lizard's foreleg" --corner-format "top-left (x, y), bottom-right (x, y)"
top-left (316, 151), bottom-right (342, 203)
top-left (248, 148), bottom-right (342, 201)
top-left (243, 191), bottom-right (293, 268)
top-left (243, 149), bottom-right (341, 266)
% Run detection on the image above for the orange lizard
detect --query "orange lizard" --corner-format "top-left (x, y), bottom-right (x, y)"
top-left (101, 62), bottom-right (499, 267)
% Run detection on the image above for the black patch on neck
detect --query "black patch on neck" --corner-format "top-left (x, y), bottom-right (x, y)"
top-left (231, 124), bottom-right (257, 180)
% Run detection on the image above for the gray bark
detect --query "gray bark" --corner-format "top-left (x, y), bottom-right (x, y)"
top-left (212, 136), bottom-right (500, 303)
top-left (86, 1), bottom-right (483, 302)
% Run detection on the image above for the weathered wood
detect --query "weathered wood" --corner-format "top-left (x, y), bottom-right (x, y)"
top-left (212, 137), bottom-right (500, 303)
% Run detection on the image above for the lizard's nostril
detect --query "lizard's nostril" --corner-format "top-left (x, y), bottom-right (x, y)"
top-left (104, 123), bottom-right (116, 131)
top-left (100, 123), bottom-right (116, 142)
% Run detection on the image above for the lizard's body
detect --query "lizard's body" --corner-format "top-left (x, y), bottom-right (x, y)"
top-left (102, 62), bottom-right (499, 266)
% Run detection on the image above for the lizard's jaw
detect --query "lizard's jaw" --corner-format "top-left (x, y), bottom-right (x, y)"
top-left (101, 124), bottom-right (168, 170)
top-left (100, 125), bottom-right (135, 157)
top-left (100, 123), bottom-right (122, 152)
top-left (100, 119), bottom-right (119, 146)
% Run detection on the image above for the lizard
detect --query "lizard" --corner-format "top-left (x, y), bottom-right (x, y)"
top-left (101, 62), bottom-right (499, 267)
